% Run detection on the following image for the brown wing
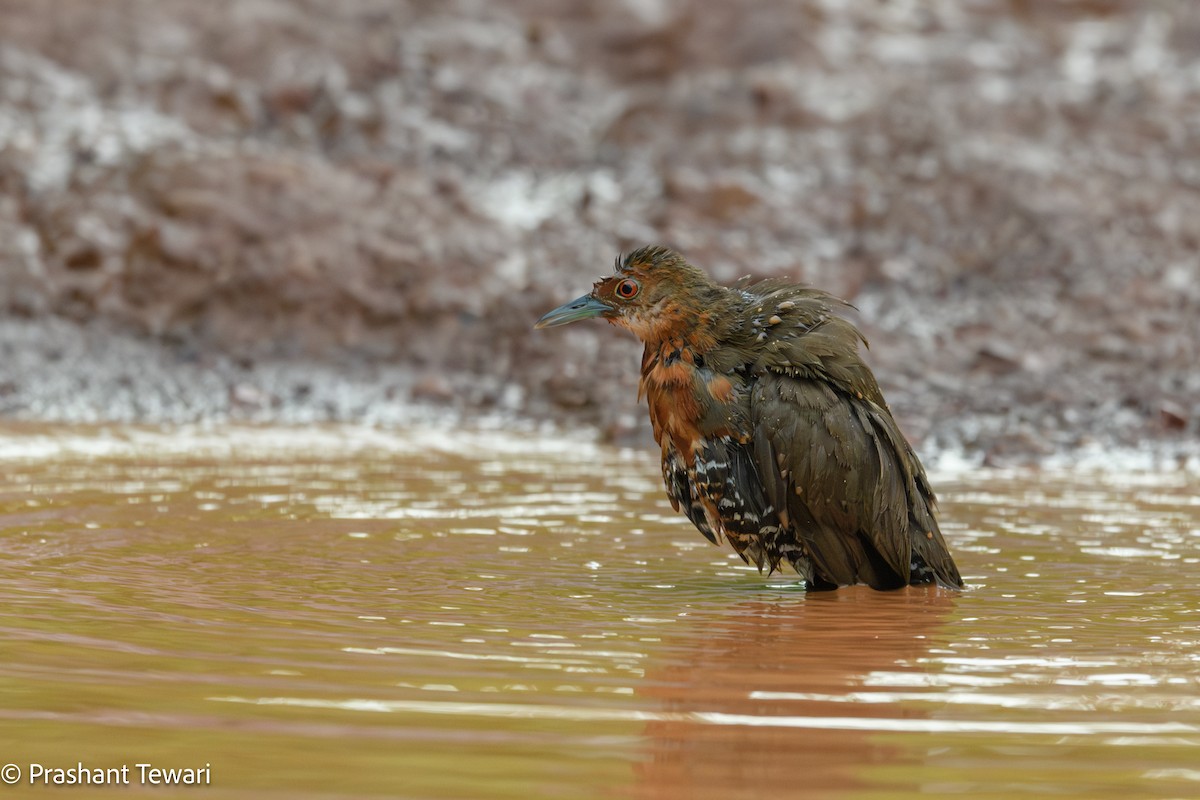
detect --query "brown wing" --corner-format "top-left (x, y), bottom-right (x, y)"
top-left (749, 371), bottom-right (962, 589)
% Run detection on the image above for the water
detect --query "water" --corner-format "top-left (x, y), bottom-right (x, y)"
top-left (0, 424), bottom-right (1197, 799)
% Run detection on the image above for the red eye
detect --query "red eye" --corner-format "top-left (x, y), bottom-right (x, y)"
top-left (615, 279), bottom-right (639, 299)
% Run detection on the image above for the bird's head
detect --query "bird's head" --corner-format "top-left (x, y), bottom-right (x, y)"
top-left (535, 246), bottom-right (721, 345)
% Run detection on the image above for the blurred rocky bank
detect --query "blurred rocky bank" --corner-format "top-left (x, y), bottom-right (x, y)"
top-left (0, 0), bottom-right (1197, 465)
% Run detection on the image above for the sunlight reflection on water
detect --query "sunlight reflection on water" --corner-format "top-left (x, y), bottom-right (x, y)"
top-left (0, 424), bottom-right (1197, 800)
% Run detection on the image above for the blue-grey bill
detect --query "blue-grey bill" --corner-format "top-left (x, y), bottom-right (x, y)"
top-left (534, 294), bottom-right (612, 329)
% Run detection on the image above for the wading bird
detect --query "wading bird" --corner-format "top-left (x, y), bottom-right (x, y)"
top-left (535, 246), bottom-right (962, 590)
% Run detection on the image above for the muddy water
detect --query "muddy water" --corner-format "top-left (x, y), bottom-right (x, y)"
top-left (0, 425), bottom-right (1196, 800)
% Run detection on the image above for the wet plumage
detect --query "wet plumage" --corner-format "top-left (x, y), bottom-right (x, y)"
top-left (535, 246), bottom-right (963, 590)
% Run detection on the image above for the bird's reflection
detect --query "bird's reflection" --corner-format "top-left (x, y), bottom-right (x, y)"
top-left (632, 585), bottom-right (956, 800)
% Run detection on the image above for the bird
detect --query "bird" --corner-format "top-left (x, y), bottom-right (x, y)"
top-left (535, 245), bottom-right (963, 591)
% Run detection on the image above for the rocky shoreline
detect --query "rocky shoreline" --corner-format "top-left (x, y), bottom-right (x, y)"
top-left (3, 310), bottom-right (1195, 470)
top-left (1, 2), bottom-right (1196, 466)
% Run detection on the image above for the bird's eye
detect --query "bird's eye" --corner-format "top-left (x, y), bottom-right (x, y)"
top-left (615, 279), bottom-right (640, 299)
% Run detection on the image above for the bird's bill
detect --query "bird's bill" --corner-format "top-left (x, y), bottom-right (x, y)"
top-left (534, 294), bottom-right (613, 329)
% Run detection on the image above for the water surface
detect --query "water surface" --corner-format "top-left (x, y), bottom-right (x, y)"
top-left (1, 425), bottom-right (1197, 799)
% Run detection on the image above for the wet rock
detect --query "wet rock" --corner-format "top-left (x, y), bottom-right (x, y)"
top-left (981, 429), bottom-right (1056, 469)
top-left (410, 375), bottom-right (455, 404)
top-left (230, 383), bottom-right (272, 411)
top-left (544, 372), bottom-right (595, 410)
top-left (1159, 401), bottom-right (1188, 432)
top-left (972, 342), bottom-right (1024, 375)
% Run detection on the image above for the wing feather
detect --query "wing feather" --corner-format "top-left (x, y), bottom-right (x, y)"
top-left (750, 371), bottom-right (962, 589)
top-left (662, 442), bottom-right (719, 544)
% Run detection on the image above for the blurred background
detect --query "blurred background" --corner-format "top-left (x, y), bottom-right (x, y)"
top-left (0, 0), bottom-right (1196, 463)
top-left (3, 7), bottom-right (1199, 798)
